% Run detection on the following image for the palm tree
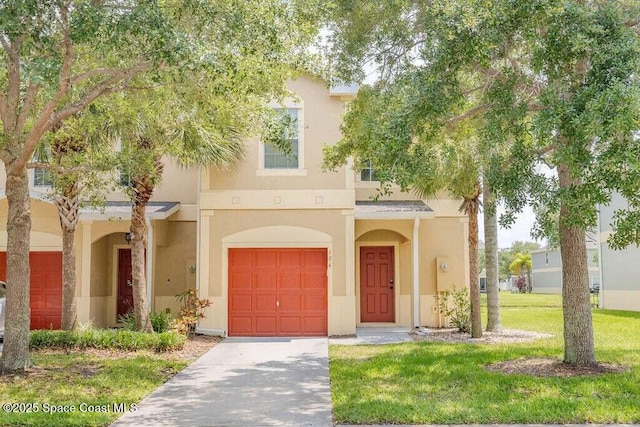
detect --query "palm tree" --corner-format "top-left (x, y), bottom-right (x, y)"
top-left (29, 122), bottom-right (112, 330)
top-left (509, 252), bottom-right (533, 293)
top-left (104, 81), bottom-right (262, 331)
top-left (483, 177), bottom-right (502, 331)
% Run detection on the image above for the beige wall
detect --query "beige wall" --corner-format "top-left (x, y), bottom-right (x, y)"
top-left (154, 221), bottom-right (197, 314)
top-left (206, 75), bottom-right (348, 192)
top-left (353, 217), bottom-right (469, 328)
top-left (0, 199), bottom-right (62, 249)
top-left (91, 237), bottom-right (110, 297)
top-left (199, 208), bottom-right (355, 335)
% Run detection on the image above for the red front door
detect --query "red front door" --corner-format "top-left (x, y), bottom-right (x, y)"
top-left (117, 249), bottom-right (134, 317)
top-left (0, 251), bottom-right (62, 330)
top-left (360, 246), bottom-right (395, 322)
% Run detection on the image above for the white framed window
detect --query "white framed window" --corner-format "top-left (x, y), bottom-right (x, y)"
top-left (545, 252), bottom-right (549, 265)
top-left (33, 167), bottom-right (54, 187)
top-left (258, 101), bottom-right (306, 176)
top-left (359, 160), bottom-right (378, 182)
top-left (264, 108), bottom-right (299, 169)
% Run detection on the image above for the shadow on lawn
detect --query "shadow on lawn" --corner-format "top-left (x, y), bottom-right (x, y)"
top-left (331, 341), bottom-right (639, 424)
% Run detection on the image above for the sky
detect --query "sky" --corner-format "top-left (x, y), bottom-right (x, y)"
top-left (477, 204), bottom-right (543, 249)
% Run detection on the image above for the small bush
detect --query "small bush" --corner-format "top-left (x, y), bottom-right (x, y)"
top-left (172, 289), bottom-right (212, 337)
top-left (514, 277), bottom-right (527, 293)
top-left (30, 329), bottom-right (186, 352)
top-left (434, 285), bottom-right (471, 333)
top-left (119, 311), bottom-right (174, 333)
top-left (117, 311), bottom-right (137, 331)
top-left (150, 311), bottom-right (173, 333)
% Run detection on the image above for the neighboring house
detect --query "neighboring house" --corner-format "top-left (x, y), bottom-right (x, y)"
top-left (0, 156), bottom-right (198, 330)
top-left (0, 75), bottom-right (470, 336)
top-left (531, 241), bottom-right (600, 294)
top-left (598, 193), bottom-right (640, 312)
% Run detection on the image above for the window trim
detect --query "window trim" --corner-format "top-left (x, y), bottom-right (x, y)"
top-left (33, 167), bottom-right (54, 187)
top-left (257, 99), bottom-right (307, 176)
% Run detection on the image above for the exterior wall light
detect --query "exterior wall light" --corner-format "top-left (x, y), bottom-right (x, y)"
top-left (440, 262), bottom-right (448, 272)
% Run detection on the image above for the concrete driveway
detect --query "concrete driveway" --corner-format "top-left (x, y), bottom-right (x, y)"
top-left (111, 337), bottom-right (332, 427)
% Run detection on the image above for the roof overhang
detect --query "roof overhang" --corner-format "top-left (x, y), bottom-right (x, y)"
top-left (355, 200), bottom-right (435, 220)
top-left (79, 201), bottom-right (180, 221)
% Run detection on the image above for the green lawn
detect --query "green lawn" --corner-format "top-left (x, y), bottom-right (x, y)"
top-left (0, 351), bottom-right (188, 426)
top-left (330, 294), bottom-right (640, 424)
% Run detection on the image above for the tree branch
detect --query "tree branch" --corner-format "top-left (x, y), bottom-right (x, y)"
top-left (16, 82), bottom-right (40, 132)
top-left (5, 34), bottom-right (26, 133)
top-left (19, 60), bottom-right (152, 169)
top-left (26, 162), bottom-right (93, 173)
top-left (445, 104), bottom-right (490, 128)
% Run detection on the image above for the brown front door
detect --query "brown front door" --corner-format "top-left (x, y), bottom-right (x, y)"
top-left (117, 248), bottom-right (134, 317)
top-left (360, 246), bottom-right (395, 322)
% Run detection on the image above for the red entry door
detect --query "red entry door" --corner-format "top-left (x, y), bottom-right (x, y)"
top-left (0, 251), bottom-right (62, 330)
top-left (360, 246), bottom-right (395, 322)
top-left (117, 249), bottom-right (134, 317)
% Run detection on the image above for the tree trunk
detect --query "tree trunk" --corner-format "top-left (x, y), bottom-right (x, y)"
top-left (526, 267), bottom-right (533, 293)
top-left (467, 195), bottom-right (483, 338)
top-left (61, 227), bottom-right (77, 330)
top-left (483, 181), bottom-right (502, 332)
top-left (53, 185), bottom-right (80, 331)
top-left (0, 165), bottom-right (32, 373)
top-left (130, 202), bottom-right (152, 332)
top-left (558, 163), bottom-right (596, 366)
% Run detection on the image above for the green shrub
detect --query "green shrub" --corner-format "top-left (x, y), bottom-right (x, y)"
top-left (434, 285), bottom-right (471, 333)
top-left (150, 311), bottom-right (173, 333)
top-left (173, 289), bottom-right (212, 336)
top-left (117, 311), bottom-right (137, 331)
top-left (29, 329), bottom-right (186, 352)
top-left (118, 311), bottom-right (173, 333)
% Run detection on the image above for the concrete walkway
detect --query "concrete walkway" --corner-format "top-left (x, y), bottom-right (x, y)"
top-left (329, 327), bottom-right (413, 345)
top-left (111, 337), bottom-right (332, 427)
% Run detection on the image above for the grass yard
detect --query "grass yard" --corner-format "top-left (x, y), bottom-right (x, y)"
top-left (0, 336), bottom-right (218, 426)
top-left (330, 294), bottom-right (640, 424)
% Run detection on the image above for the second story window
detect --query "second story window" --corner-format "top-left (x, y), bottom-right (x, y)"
top-left (360, 160), bottom-right (378, 182)
top-left (119, 170), bottom-right (132, 187)
top-left (264, 109), bottom-right (299, 170)
top-left (34, 167), bottom-right (54, 187)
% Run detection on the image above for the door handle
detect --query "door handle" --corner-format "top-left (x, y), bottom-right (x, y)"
top-left (389, 279), bottom-right (394, 284)
top-left (127, 280), bottom-right (133, 287)
top-left (276, 300), bottom-right (280, 308)
top-left (389, 286), bottom-right (394, 289)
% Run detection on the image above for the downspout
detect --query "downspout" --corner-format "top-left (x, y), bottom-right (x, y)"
top-left (146, 217), bottom-right (154, 312)
top-left (196, 166), bottom-right (201, 294)
top-left (413, 217), bottom-right (420, 329)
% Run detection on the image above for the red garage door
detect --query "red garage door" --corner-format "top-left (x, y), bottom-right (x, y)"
top-left (0, 252), bottom-right (62, 330)
top-left (228, 248), bottom-right (327, 336)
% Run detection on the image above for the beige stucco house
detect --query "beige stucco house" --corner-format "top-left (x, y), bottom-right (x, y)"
top-left (0, 74), bottom-right (470, 336)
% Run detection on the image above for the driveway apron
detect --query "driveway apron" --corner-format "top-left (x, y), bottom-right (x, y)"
top-left (111, 337), bottom-right (332, 427)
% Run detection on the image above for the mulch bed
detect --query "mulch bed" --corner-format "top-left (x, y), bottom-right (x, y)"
top-left (486, 357), bottom-right (629, 377)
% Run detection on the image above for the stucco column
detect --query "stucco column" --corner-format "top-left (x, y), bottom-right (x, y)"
top-left (413, 217), bottom-right (420, 329)
top-left (198, 210), bottom-right (214, 299)
top-left (344, 210), bottom-right (356, 334)
top-left (145, 217), bottom-right (154, 312)
top-left (77, 221), bottom-right (92, 324)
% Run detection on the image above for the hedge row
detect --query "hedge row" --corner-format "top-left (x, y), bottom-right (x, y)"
top-left (30, 329), bottom-right (187, 352)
